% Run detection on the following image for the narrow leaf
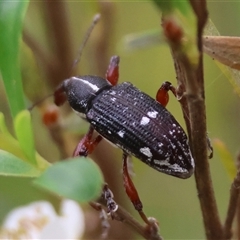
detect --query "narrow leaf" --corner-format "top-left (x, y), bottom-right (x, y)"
top-left (213, 139), bottom-right (237, 180)
top-left (0, 1), bottom-right (29, 117)
top-left (0, 112), bottom-right (50, 170)
top-left (0, 112), bottom-right (29, 161)
top-left (34, 158), bottom-right (104, 202)
top-left (14, 110), bottom-right (37, 166)
top-left (0, 112), bottom-right (12, 137)
top-left (0, 149), bottom-right (40, 177)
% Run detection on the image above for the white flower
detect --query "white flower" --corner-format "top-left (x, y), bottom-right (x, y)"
top-left (0, 199), bottom-right (85, 239)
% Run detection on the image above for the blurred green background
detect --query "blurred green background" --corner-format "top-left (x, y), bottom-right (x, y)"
top-left (1, 1), bottom-right (240, 239)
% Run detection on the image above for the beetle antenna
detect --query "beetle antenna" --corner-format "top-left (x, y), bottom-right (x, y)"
top-left (28, 14), bottom-right (100, 111)
top-left (69, 13), bottom-right (101, 73)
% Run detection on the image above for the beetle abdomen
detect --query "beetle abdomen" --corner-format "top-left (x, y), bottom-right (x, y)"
top-left (87, 82), bottom-right (194, 178)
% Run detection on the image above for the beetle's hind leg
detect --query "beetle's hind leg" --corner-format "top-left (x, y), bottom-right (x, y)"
top-left (122, 152), bottom-right (151, 225)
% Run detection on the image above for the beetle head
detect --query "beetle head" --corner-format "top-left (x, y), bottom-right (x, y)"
top-left (54, 75), bottom-right (111, 114)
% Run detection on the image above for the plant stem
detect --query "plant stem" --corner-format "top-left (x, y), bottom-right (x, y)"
top-left (44, 1), bottom-right (74, 88)
top-left (91, 200), bottom-right (163, 240)
top-left (188, 2), bottom-right (223, 238)
top-left (163, 1), bottom-right (223, 239)
top-left (224, 152), bottom-right (240, 239)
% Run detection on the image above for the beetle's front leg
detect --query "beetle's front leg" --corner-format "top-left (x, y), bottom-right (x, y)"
top-left (54, 82), bottom-right (68, 106)
top-left (122, 153), bottom-right (150, 225)
top-left (156, 81), bottom-right (176, 107)
top-left (73, 126), bottom-right (103, 157)
top-left (157, 82), bottom-right (213, 158)
top-left (105, 56), bottom-right (120, 86)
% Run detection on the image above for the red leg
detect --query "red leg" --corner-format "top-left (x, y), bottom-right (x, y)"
top-left (156, 81), bottom-right (176, 107)
top-left (122, 153), bottom-right (150, 224)
top-left (73, 126), bottom-right (103, 157)
top-left (54, 83), bottom-right (67, 106)
top-left (105, 56), bottom-right (120, 86)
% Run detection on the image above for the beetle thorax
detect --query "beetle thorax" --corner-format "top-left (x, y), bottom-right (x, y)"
top-left (63, 76), bottom-right (111, 114)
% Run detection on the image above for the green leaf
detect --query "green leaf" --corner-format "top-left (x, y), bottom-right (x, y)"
top-left (0, 112), bottom-right (12, 137)
top-left (34, 157), bottom-right (104, 202)
top-left (0, 149), bottom-right (41, 177)
top-left (0, 112), bottom-right (50, 171)
top-left (0, 1), bottom-right (29, 118)
top-left (20, 41), bottom-right (49, 103)
top-left (0, 112), bottom-right (29, 161)
top-left (213, 138), bottom-right (237, 180)
top-left (14, 110), bottom-right (37, 166)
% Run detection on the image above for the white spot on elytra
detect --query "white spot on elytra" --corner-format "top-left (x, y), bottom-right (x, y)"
top-left (147, 111), bottom-right (158, 118)
top-left (140, 147), bottom-right (152, 158)
top-left (154, 158), bottom-right (170, 166)
top-left (158, 142), bottom-right (163, 147)
top-left (169, 163), bottom-right (185, 173)
top-left (118, 130), bottom-right (125, 138)
top-left (140, 116), bottom-right (150, 125)
top-left (73, 77), bottom-right (99, 91)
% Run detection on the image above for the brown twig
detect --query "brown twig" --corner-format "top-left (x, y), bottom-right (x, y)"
top-left (162, 1), bottom-right (223, 239)
top-left (187, 3), bottom-right (223, 238)
top-left (171, 49), bottom-right (223, 240)
top-left (44, 1), bottom-right (74, 88)
top-left (22, 29), bottom-right (55, 73)
top-left (90, 200), bottom-right (163, 240)
top-left (224, 152), bottom-right (240, 239)
top-left (28, 1), bottom-right (76, 160)
top-left (92, 1), bottom-right (116, 77)
top-left (237, 196), bottom-right (240, 240)
top-left (112, 205), bottom-right (161, 240)
top-left (224, 174), bottom-right (240, 239)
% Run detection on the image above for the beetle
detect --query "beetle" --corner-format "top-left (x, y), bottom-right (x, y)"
top-left (53, 55), bottom-right (195, 224)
